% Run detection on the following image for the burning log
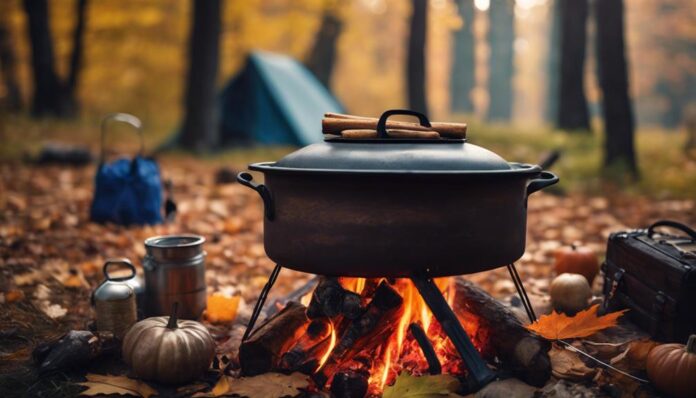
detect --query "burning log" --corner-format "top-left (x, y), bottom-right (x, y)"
top-left (239, 301), bottom-right (309, 376)
top-left (453, 278), bottom-right (551, 387)
top-left (314, 281), bottom-right (403, 387)
top-left (279, 318), bottom-right (332, 373)
top-left (307, 277), bottom-right (363, 319)
top-left (330, 355), bottom-right (372, 398)
top-left (330, 370), bottom-right (369, 398)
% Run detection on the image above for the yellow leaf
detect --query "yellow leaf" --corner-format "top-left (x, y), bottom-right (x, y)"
top-left (211, 375), bottom-right (231, 396)
top-left (526, 304), bottom-right (628, 340)
top-left (78, 374), bottom-right (157, 397)
top-left (382, 373), bottom-right (463, 398)
top-left (205, 293), bottom-right (240, 324)
top-left (194, 373), bottom-right (308, 398)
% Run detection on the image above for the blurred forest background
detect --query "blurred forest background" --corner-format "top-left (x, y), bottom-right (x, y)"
top-left (0, 0), bottom-right (695, 196)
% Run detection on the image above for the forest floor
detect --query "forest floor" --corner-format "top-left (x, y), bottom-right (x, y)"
top-left (0, 159), bottom-right (694, 397)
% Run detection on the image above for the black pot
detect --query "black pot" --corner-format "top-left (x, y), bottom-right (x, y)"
top-left (237, 110), bottom-right (558, 277)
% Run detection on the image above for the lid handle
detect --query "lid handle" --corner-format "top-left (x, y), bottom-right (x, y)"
top-left (103, 258), bottom-right (136, 282)
top-left (376, 109), bottom-right (432, 139)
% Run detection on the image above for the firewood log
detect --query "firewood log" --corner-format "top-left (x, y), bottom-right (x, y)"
top-left (239, 301), bottom-right (309, 376)
top-left (330, 370), bottom-right (369, 398)
top-left (278, 318), bottom-right (332, 372)
top-left (453, 278), bottom-right (551, 387)
top-left (307, 277), bottom-right (363, 320)
top-left (314, 281), bottom-right (403, 387)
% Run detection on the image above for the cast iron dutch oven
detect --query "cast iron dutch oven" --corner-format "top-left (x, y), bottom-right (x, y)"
top-left (237, 110), bottom-right (558, 277)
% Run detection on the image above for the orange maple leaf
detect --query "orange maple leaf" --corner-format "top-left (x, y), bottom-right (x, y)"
top-left (526, 304), bottom-right (628, 340)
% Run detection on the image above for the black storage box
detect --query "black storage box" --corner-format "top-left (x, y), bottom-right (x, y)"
top-left (602, 220), bottom-right (696, 343)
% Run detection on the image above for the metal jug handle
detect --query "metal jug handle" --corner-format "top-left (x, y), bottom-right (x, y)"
top-left (103, 258), bottom-right (136, 281)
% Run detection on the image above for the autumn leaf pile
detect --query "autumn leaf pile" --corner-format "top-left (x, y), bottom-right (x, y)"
top-left (1, 160), bottom-right (695, 396)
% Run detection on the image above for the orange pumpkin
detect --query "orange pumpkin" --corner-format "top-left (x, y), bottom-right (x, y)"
top-left (554, 244), bottom-right (599, 284)
top-left (646, 335), bottom-right (696, 398)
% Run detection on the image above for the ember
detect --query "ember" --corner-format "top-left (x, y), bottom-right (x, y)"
top-left (239, 276), bottom-right (550, 397)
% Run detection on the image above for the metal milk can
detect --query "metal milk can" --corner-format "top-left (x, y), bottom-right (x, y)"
top-left (143, 235), bottom-right (207, 319)
top-left (93, 259), bottom-right (138, 339)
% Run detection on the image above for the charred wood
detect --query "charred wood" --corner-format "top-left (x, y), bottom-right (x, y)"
top-left (307, 277), bottom-right (363, 319)
top-left (314, 281), bottom-right (403, 387)
top-left (330, 370), bottom-right (369, 398)
top-left (239, 301), bottom-right (308, 376)
top-left (279, 318), bottom-right (332, 372)
top-left (453, 278), bottom-right (551, 387)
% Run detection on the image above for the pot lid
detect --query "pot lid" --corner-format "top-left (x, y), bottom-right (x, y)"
top-left (270, 110), bottom-right (515, 172)
top-left (273, 140), bottom-right (513, 172)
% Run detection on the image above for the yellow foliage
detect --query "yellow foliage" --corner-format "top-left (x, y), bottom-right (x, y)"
top-left (205, 293), bottom-right (240, 324)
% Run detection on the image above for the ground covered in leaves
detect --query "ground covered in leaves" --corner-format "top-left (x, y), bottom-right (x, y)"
top-left (0, 159), bottom-right (694, 397)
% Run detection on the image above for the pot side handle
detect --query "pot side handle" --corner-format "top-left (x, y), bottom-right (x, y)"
top-left (237, 172), bottom-right (275, 221)
top-left (526, 170), bottom-right (559, 196)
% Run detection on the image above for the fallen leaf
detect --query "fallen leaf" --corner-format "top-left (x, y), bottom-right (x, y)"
top-left (205, 293), bottom-right (240, 324)
top-left (382, 373), bottom-right (463, 398)
top-left (5, 289), bottom-right (25, 303)
top-left (549, 344), bottom-right (597, 381)
top-left (194, 373), bottom-right (308, 398)
top-left (526, 305), bottom-right (628, 340)
top-left (38, 302), bottom-right (68, 319)
top-left (624, 339), bottom-right (659, 369)
top-left (14, 270), bottom-right (42, 286)
top-left (60, 269), bottom-right (88, 288)
top-left (78, 374), bottom-right (157, 397)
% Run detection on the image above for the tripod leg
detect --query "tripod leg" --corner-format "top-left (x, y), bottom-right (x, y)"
top-left (411, 275), bottom-right (496, 391)
top-left (242, 264), bottom-right (282, 342)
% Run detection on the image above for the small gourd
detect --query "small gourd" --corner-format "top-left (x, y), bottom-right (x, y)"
top-left (122, 303), bottom-right (215, 384)
top-left (549, 273), bottom-right (591, 315)
top-left (554, 243), bottom-right (600, 284)
top-left (646, 335), bottom-right (696, 398)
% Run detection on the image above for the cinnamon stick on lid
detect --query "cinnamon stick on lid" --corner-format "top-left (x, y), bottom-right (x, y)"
top-left (323, 113), bottom-right (467, 139)
top-left (340, 129), bottom-right (441, 139)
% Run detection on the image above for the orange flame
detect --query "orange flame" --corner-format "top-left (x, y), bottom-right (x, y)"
top-left (317, 321), bottom-right (336, 370)
top-left (315, 277), bottom-right (482, 393)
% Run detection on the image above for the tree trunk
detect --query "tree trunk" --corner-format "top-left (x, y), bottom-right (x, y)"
top-left (0, 7), bottom-right (22, 111)
top-left (305, 6), bottom-right (343, 89)
top-left (486, 0), bottom-right (514, 122)
top-left (407, 0), bottom-right (428, 115)
top-left (180, 0), bottom-right (222, 151)
top-left (557, 0), bottom-right (590, 131)
top-left (23, 0), bottom-right (86, 117)
top-left (67, 0), bottom-right (88, 96)
top-left (23, 0), bottom-right (62, 117)
top-left (595, 0), bottom-right (637, 176)
top-left (450, 0), bottom-right (475, 114)
top-left (544, 0), bottom-right (560, 123)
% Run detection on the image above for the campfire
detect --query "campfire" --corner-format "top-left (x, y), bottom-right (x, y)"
top-left (239, 276), bottom-right (550, 397)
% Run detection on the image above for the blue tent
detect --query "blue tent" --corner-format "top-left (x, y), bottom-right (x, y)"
top-left (219, 51), bottom-right (344, 146)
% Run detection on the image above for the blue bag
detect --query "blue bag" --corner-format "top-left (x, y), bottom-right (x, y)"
top-left (90, 113), bottom-right (163, 225)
